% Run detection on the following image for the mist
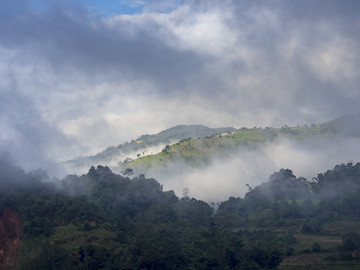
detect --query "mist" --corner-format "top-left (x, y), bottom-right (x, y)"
top-left (64, 141), bottom-right (174, 175)
top-left (1, 0), bottom-right (360, 195)
top-left (143, 135), bottom-right (360, 202)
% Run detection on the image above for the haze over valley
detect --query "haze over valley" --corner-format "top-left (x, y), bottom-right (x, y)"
top-left (64, 114), bottom-right (360, 201)
top-left (1, 1), bottom-right (360, 269)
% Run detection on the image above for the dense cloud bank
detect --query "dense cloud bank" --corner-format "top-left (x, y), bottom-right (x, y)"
top-left (1, 0), bottom-right (360, 173)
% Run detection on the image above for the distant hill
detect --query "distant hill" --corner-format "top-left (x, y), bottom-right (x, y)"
top-left (122, 113), bottom-right (360, 173)
top-left (136, 124), bottom-right (237, 144)
top-left (122, 124), bottom-right (322, 172)
top-left (64, 125), bottom-right (236, 170)
top-left (320, 113), bottom-right (360, 136)
top-left (66, 113), bottom-right (360, 174)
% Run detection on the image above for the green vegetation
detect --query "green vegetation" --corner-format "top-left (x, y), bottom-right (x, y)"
top-left (67, 114), bottom-right (360, 175)
top-left (124, 124), bottom-right (322, 172)
top-left (4, 113), bottom-right (360, 269)
top-left (68, 114), bottom-right (360, 174)
top-left (0, 160), bottom-right (282, 269)
top-left (1, 157), bottom-right (360, 269)
top-left (215, 163), bottom-right (360, 269)
top-left (66, 125), bottom-right (236, 168)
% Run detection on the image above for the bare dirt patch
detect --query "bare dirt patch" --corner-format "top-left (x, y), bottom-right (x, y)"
top-left (0, 208), bottom-right (21, 270)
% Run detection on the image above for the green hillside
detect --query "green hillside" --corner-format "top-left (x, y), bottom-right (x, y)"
top-left (67, 114), bottom-right (360, 173)
top-left (65, 125), bottom-right (236, 168)
top-left (122, 113), bottom-right (360, 173)
top-left (122, 124), bottom-right (322, 172)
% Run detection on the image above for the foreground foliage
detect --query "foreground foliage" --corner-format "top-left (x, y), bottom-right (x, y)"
top-left (1, 159), bottom-right (360, 269)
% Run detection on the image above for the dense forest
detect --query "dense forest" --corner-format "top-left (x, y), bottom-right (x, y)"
top-left (1, 158), bottom-right (360, 269)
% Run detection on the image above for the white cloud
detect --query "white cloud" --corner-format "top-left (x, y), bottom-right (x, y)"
top-left (1, 0), bottom-right (360, 176)
top-left (304, 38), bottom-right (358, 84)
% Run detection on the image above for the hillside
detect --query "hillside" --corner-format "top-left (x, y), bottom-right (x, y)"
top-left (320, 113), bottom-right (360, 136)
top-left (65, 114), bottom-right (360, 175)
top-left (121, 114), bottom-right (360, 174)
top-left (64, 125), bottom-right (236, 170)
top-left (122, 124), bottom-right (322, 172)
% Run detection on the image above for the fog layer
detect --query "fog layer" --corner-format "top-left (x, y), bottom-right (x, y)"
top-left (147, 136), bottom-right (360, 202)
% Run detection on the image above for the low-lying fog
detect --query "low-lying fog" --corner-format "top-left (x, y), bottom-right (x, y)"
top-left (142, 136), bottom-right (360, 202)
top-left (64, 142), bottom-right (173, 176)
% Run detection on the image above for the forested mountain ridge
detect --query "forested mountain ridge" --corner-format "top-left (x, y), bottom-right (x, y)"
top-left (65, 125), bottom-right (236, 170)
top-left (122, 124), bottom-right (321, 172)
top-left (1, 158), bottom-right (360, 269)
top-left (121, 113), bottom-right (360, 174)
top-left (65, 114), bottom-right (360, 176)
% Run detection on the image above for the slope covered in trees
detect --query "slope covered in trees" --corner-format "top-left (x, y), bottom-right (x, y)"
top-left (0, 159), bottom-right (278, 269)
top-left (65, 114), bottom-right (360, 178)
top-left (65, 125), bottom-right (236, 170)
top-left (122, 114), bottom-right (360, 175)
top-left (1, 158), bottom-right (360, 269)
top-left (123, 124), bottom-right (322, 172)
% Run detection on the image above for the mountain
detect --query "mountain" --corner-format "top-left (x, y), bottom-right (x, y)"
top-left (65, 113), bottom-right (360, 175)
top-left (64, 125), bottom-right (236, 171)
top-left (121, 114), bottom-right (360, 174)
top-left (320, 113), bottom-right (360, 136)
top-left (121, 124), bottom-right (322, 172)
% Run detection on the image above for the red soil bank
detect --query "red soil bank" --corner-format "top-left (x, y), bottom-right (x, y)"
top-left (0, 208), bottom-right (21, 270)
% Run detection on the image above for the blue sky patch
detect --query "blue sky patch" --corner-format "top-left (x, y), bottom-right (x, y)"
top-left (26, 0), bottom-right (144, 16)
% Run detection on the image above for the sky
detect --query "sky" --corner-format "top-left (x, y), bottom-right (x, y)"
top-left (1, 0), bottom-right (360, 175)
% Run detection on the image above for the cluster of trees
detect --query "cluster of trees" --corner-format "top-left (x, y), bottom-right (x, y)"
top-left (0, 161), bottom-right (282, 269)
top-left (1, 159), bottom-right (360, 269)
top-left (216, 163), bottom-right (360, 229)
